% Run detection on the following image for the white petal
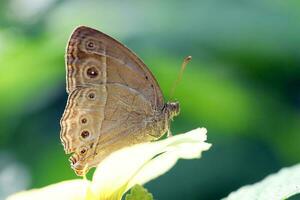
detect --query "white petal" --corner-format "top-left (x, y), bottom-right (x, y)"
top-left (223, 164), bottom-right (300, 200)
top-left (127, 128), bottom-right (211, 189)
top-left (90, 128), bottom-right (211, 199)
top-left (6, 179), bottom-right (90, 200)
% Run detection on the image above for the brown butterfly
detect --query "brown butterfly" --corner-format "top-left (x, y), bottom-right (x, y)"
top-left (60, 26), bottom-right (181, 176)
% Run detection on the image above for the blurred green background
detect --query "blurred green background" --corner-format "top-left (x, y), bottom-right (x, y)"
top-left (0, 0), bottom-right (300, 199)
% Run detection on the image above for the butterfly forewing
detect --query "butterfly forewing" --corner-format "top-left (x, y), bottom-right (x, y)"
top-left (66, 26), bottom-right (164, 109)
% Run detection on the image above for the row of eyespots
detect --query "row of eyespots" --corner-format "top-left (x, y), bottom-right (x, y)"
top-left (74, 38), bottom-right (98, 157)
top-left (79, 115), bottom-right (90, 139)
top-left (78, 87), bottom-right (98, 154)
top-left (79, 117), bottom-right (89, 155)
top-left (83, 39), bottom-right (101, 80)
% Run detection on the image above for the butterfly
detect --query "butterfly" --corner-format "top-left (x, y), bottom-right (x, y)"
top-left (60, 26), bottom-right (181, 176)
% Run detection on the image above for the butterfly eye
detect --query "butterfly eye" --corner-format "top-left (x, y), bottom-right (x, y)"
top-left (81, 130), bottom-right (90, 138)
top-left (86, 67), bottom-right (99, 78)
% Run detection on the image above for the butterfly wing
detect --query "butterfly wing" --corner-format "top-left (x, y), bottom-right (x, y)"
top-left (60, 26), bottom-right (165, 175)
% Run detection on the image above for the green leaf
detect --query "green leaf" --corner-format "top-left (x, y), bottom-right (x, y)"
top-left (125, 185), bottom-right (153, 200)
top-left (223, 164), bottom-right (300, 200)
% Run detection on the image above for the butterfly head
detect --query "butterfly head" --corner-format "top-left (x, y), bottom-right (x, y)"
top-left (164, 101), bottom-right (180, 120)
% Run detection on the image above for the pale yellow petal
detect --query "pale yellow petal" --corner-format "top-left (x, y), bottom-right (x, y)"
top-left (90, 128), bottom-right (211, 199)
top-left (6, 179), bottom-right (90, 200)
top-left (90, 142), bottom-right (164, 199)
top-left (127, 128), bottom-right (211, 189)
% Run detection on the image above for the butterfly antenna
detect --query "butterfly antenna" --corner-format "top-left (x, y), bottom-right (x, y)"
top-left (169, 56), bottom-right (192, 99)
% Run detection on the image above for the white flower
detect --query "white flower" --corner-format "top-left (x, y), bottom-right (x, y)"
top-left (7, 128), bottom-right (211, 200)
